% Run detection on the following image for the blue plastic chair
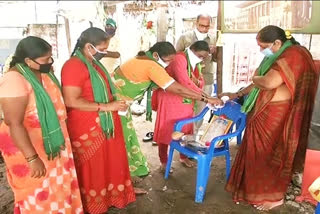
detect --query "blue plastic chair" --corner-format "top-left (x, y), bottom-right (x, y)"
top-left (316, 202), bottom-right (320, 214)
top-left (164, 101), bottom-right (247, 203)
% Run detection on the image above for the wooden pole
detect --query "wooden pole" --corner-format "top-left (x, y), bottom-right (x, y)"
top-left (64, 17), bottom-right (72, 56)
top-left (216, 0), bottom-right (223, 94)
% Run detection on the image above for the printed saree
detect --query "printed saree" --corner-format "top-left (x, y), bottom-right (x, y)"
top-left (0, 71), bottom-right (83, 214)
top-left (61, 57), bottom-right (135, 214)
top-left (113, 68), bottom-right (150, 177)
top-left (225, 45), bottom-right (319, 204)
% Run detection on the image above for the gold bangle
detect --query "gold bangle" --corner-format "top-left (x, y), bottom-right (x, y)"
top-left (26, 154), bottom-right (39, 163)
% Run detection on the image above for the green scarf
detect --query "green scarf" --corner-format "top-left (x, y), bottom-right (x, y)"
top-left (74, 49), bottom-right (116, 138)
top-left (16, 63), bottom-right (65, 160)
top-left (144, 51), bottom-right (164, 121)
top-left (241, 40), bottom-right (293, 113)
top-left (183, 50), bottom-right (202, 105)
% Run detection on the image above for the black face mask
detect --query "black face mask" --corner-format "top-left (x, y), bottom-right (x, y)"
top-left (93, 52), bottom-right (107, 61)
top-left (90, 44), bottom-right (108, 61)
top-left (31, 57), bottom-right (54, 73)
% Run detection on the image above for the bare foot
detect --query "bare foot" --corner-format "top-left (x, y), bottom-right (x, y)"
top-left (179, 158), bottom-right (196, 168)
top-left (160, 163), bottom-right (173, 173)
top-left (134, 187), bottom-right (147, 195)
top-left (256, 199), bottom-right (284, 211)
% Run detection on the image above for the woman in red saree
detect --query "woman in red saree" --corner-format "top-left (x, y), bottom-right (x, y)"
top-left (61, 28), bottom-right (135, 213)
top-left (153, 41), bottom-right (209, 170)
top-left (222, 25), bottom-right (319, 211)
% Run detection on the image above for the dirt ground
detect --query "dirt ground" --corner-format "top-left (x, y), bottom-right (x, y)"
top-left (0, 112), bottom-right (317, 214)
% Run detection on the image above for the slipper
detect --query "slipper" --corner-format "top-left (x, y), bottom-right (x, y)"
top-left (134, 187), bottom-right (148, 195)
top-left (143, 132), bottom-right (154, 142)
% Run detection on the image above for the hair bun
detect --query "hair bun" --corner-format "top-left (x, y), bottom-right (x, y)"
top-left (285, 30), bottom-right (292, 39)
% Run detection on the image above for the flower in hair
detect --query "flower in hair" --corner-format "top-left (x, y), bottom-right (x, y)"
top-left (3, 54), bottom-right (14, 74)
top-left (285, 30), bottom-right (292, 39)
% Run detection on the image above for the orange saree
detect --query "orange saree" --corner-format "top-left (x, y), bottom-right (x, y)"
top-left (0, 72), bottom-right (83, 214)
top-left (225, 45), bottom-right (319, 204)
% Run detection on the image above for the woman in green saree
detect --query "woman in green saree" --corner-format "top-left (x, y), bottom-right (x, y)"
top-left (113, 42), bottom-right (222, 177)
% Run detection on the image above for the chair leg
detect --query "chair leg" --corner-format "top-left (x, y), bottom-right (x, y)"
top-left (225, 152), bottom-right (231, 180)
top-left (195, 158), bottom-right (210, 203)
top-left (316, 202), bottom-right (320, 214)
top-left (202, 159), bottom-right (212, 193)
top-left (164, 145), bottom-right (175, 179)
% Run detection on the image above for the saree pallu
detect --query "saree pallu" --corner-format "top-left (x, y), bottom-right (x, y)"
top-left (226, 45), bottom-right (319, 204)
top-left (0, 72), bottom-right (83, 214)
top-left (67, 109), bottom-right (135, 213)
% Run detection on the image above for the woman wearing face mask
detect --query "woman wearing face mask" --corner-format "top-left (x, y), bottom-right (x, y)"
top-left (113, 41), bottom-right (222, 178)
top-left (221, 25), bottom-right (319, 211)
top-left (152, 40), bottom-right (210, 170)
top-left (0, 36), bottom-right (83, 213)
top-left (61, 27), bottom-right (136, 213)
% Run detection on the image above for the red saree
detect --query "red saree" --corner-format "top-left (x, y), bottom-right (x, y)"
top-left (61, 57), bottom-right (135, 213)
top-left (225, 45), bottom-right (319, 204)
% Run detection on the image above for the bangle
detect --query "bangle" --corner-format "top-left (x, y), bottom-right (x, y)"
top-left (97, 103), bottom-right (101, 112)
top-left (200, 97), bottom-right (208, 103)
top-left (201, 92), bottom-right (209, 99)
top-left (26, 154), bottom-right (38, 163)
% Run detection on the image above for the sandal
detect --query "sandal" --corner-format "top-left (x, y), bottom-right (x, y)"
top-left (143, 132), bottom-right (154, 142)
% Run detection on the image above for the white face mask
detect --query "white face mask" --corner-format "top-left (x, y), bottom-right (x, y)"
top-left (260, 43), bottom-right (274, 57)
top-left (187, 48), bottom-right (202, 70)
top-left (156, 54), bottom-right (169, 68)
top-left (194, 28), bottom-right (208, 40)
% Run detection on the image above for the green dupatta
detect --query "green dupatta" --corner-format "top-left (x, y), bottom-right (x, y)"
top-left (74, 49), bottom-right (116, 138)
top-left (16, 63), bottom-right (65, 160)
top-left (241, 40), bottom-right (293, 113)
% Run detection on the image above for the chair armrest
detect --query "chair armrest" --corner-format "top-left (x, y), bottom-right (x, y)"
top-left (174, 107), bottom-right (209, 131)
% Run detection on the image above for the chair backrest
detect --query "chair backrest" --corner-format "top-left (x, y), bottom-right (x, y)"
top-left (206, 101), bottom-right (246, 153)
top-left (213, 101), bottom-right (245, 123)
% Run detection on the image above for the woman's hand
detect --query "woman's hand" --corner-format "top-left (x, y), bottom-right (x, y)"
top-left (28, 157), bottom-right (46, 178)
top-left (218, 92), bottom-right (238, 100)
top-left (102, 100), bottom-right (128, 112)
top-left (207, 97), bottom-right (223, 106)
